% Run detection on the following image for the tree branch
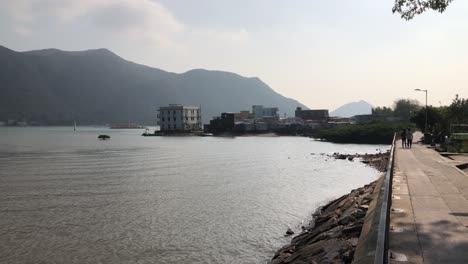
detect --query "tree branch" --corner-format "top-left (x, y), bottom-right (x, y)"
top-left (392, 0), bottom-right (454, 20)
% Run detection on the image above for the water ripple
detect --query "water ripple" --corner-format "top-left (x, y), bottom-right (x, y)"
top-left (0, 127), bottom-right (387, 263)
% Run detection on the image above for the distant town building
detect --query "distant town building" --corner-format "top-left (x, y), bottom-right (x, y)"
top-left (328, 116), bottom-right (351, 123)
top-left (295, 107), bottom-right (329, 122)
top-left (157, 104), bottom-right (202, 132)
top-left (252, 105), bottom-right (279, 119)
top-left (207, 113), bottom-right (235, 133)
top-left (279, 117), bottom-right (303, 125)
top-left (234, 110), bottom-right (254, 121)
top-left (205, 105), bottom-right (281, 133)
top-left (234, 121), bottom-right (255, 132)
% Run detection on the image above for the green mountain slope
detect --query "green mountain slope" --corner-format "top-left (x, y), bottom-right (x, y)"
top-left (0, 45), bottom-right (306, 125)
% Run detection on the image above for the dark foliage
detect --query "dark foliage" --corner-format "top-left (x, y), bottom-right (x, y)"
top-left (317, 121), bottom-right (413, 144)
top-left (371, 99), bottom-right (421, 121)
top-left (410, 94), bottom-right (468, 142)
top-left (393, 0), bottom-right (454, 20)
top-left (372, 106), bottom-right (393, 116)
top-left (411, 106), bottom-right (447, 132)
top-left (393, 99), bottom-right (421, 121)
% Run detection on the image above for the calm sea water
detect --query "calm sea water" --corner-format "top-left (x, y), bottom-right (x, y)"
top-left (0, 127), bottom-right (388, 264)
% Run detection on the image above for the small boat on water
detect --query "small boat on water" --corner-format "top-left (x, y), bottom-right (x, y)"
top-left (98, 135), bottom-right (111, 140)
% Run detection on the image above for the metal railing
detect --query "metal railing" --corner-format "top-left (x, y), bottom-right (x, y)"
top-left (374, 133), bottom-right (396, 264)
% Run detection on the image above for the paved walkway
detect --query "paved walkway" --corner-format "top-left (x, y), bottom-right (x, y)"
top-left (390, 133), bottom-right (468, 263)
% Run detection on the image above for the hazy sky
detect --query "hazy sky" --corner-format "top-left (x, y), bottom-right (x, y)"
top-left (1, 0), bottom-right (467, 110)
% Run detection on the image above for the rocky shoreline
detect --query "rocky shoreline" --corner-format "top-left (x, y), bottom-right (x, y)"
top-left (330, 151), bottom-right (390, 173)
top-left (271, 152), bottom-right (389, 264)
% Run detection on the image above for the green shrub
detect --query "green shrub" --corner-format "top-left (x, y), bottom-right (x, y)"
top-left (317, 121), bottom-right (414, 144)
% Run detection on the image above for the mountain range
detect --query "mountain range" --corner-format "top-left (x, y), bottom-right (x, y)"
top-left (0, 45), bottom-right (306, 125)
top-left (330, 100), bottom-right (373, 118)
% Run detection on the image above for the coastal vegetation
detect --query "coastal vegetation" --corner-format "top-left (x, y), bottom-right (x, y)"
top-left (317, 95), bottom-right (467, 144)
top-left (317, 121), bottom-right (413, 144)
top-left (411, 94), bottom-right (468, 141)
top-left (372, 98), bottom-right (421, 121)
top-left (317, 98), bottom-right (418, 144)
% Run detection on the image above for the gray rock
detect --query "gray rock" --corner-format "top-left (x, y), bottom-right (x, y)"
top-left (338, 215), bottom-right (356, 225)
top-left (285, 228), bottom-right (295, 236)
top-left (271, 180), bottom-right (379, 264)
top-left (347, 238), bottom-right (359, 247)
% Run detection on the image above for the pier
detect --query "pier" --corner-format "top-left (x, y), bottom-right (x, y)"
top-left (353, 132), bottom-right (468, 264)
top-left (389, 133), bottom-right (468, 263)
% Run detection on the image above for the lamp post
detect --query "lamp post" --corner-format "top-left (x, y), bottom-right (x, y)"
top-left (414, 89), bottom-right (428, 134)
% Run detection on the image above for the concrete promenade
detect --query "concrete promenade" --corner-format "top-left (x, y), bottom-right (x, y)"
top-left (390, 133), bottom-right (468, 263)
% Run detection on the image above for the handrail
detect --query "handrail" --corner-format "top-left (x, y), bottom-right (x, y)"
top-left (374, 133), bottom-right (396, 264)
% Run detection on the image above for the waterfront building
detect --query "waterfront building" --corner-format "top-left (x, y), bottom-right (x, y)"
top-left (327, 116), bottom-right (352, 128)
top-left (205, 105), bottom-right (280, 133)
top-left (234, 121), bottom-right (255, 132)
top-left (252, 105), bottom-right (279, 119)
top-left (255, 121), bottom-right (268, 131)
top-left (207, 113), bottom-right (235, 133)
top-left (295, 107), bottom-right (329, 122)
top-left (234, 110), bottom-right (254, 121)
top-left (157, 104), bottom-right (202, 132)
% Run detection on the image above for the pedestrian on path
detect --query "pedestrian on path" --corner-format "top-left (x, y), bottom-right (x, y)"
top-left (406, 128), bottom-right (413, 148)
top-left (401, 129), bottom-right (407, 148)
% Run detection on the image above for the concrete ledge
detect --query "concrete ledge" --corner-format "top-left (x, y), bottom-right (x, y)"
top-left (352, 175), bottom-right (385, 264)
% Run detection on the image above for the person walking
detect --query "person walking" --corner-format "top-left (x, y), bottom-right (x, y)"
top-left (401, 129), bottom-right (407, 148)
top-left (406, 128), bottom-right (413, 149)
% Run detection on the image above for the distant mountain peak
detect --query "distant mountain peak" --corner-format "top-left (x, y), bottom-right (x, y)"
top-left (183, 68), bottom-right (244, 78)
top-left (21, 47), bottom-right (119, 58)
top-left (86, 48), bottom-right (118, 57)
top-left (331, 100), bottom-right (373, 118)
top-left (0, 45), bottom-right (16, 53)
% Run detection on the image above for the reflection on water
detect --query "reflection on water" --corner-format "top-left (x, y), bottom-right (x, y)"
top-left (0, 127), bottom-right (387, 263)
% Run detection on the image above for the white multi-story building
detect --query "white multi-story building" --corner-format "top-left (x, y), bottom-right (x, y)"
top-left (252, 105), bottom-right (279, 119)
top-left (157, 104), bottom-right (202, 131)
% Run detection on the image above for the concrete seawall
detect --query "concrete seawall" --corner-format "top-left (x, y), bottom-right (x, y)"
top-left (352, 175), bottom-right (386, 263)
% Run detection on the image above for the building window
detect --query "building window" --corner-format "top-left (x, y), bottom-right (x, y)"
top-left (173, 117), bottom-right (176, 121)
top-left (162, 117), bottom-right (165, 121)
top-left (173, 124), bottom-right (176, 129)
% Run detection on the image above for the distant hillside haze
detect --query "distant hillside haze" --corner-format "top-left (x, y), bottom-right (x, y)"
top-left (0, 45), bottom-right (307, 125)
top-left (330, 100), bottom-right (373, 117)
